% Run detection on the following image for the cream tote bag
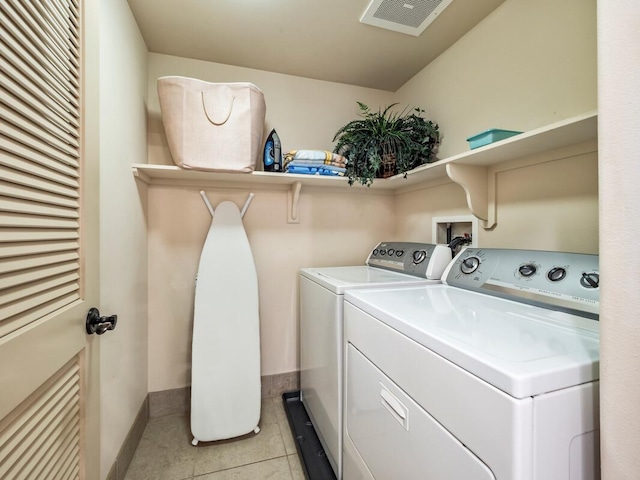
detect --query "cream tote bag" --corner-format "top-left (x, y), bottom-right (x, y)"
top-left (157, 76), bottom-right (266, 172)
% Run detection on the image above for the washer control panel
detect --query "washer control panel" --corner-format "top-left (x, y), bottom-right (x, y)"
top-left (445, 248), bottom-right (599, 319)
top-left (367, 242), bottom-right (452, 280)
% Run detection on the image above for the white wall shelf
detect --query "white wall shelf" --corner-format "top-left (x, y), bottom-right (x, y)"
top-left (132, 111), bottom-right (597, 225)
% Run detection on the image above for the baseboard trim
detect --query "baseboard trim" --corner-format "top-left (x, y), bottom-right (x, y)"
top-left (105, 371), bottom-right (300, 479)
top-left (261, 370), bottom-right (300, 400)
top-left (149, 386), bottom-right (190, 418)
top-left (148, 370), bottom-right (300, 418)
top-left (105, 395), bottom-right (149, 480)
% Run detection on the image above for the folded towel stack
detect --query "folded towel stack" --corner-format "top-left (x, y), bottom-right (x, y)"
top-left (283, 150), bottom-right (348, 176)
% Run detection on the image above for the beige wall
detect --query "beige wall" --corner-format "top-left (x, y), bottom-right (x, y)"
top-left (481, 148), bottom-right (598, 252)
top-left (394, 181), bottom-right (469, 242)
top-left (598, 1), bottom-right (640, 477)
top-left (394, 0), bottom-right (598, 253)
top-left (145, 55), bottom-right (396, 390)
top-left (395, 0), bottom-right (597, 159)
top-left (147, 187), bottom-right (395, 391)
top-left (396, 144), bottom-right (599, 254)
top-left (99, 1), bottom-right (149, 477)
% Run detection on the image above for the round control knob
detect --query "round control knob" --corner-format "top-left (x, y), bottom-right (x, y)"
top-left (580, 272), bottom-right (600, 289)
top-left (372, 249), bottom-right (379, 256)
top-left (379, 249), bottom-right (387, 256)
top-left (412, 250), bottom-right (427, 264)
top-left (518, 264), bottom-right (537, 277)
top-left (396, 250), bottom-right (404, 257)
top-left (460, 256), bottom-right (480, 274)
top-left (388, 248), bottom-right (395, 256)
top-left (547, 267), bottom-right (567, 282)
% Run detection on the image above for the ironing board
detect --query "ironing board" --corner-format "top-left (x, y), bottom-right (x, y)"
top-left (190, 195), bottom-right (260, 444)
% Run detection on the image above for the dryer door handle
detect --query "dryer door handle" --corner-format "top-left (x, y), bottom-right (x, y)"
top-left (380, 385), bottom-right (409, 430)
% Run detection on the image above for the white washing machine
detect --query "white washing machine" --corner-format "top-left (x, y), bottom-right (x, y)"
top-left (343, 248), bottom-right (600, 480)
top-left (299, 242), bottom-right (452, 479)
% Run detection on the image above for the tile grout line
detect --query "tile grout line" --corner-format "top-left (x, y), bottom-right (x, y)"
top-left (125, 396), bottom-right (298, 480)
top-left (191, 416), bottom-right (290, 477)
top-left (191, 454), bottom-right (295, 479)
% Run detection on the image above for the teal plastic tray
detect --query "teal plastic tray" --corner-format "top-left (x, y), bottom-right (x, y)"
top-left (466, 128), bottom-right (523, 149)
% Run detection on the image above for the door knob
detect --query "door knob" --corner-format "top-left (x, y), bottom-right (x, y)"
top-left (86, 307), bottom-right (117, 335)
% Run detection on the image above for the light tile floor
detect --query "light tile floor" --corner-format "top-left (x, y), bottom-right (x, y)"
top-left (124, 397), bottom-right (305, 480)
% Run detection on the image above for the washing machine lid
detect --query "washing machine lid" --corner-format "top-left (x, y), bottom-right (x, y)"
top-left (345, 284), bottom-right (600, 399)
top-left (300, 266), bottom-right (439, 294)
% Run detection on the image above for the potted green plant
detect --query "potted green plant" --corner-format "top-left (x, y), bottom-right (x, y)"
top-left (333, 102), bottom-right (440, 186)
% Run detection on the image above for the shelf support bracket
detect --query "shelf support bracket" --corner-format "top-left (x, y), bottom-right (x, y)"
top-left (287, 182), bottom-right (302, 224)
top-left (446, 164), bottom-right (496, 229)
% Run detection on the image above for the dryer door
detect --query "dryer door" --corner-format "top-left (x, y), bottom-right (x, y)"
top-left (345, 344), bottom-right (496, 480)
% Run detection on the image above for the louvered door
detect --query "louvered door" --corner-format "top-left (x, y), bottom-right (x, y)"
top-left (0, 0), bottom-right (100, 478)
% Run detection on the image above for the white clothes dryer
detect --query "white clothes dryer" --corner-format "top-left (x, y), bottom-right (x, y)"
top-left (299, 242), bottom-right (451, 479)
top-left (343, 248), bottom-right (600, 480)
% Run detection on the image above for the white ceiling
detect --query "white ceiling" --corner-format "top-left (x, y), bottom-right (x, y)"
top-left (127, 0), bottom-right (505, 91)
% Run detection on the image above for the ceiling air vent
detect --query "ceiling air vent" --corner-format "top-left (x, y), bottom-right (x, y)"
top-left (360, 0), bottom-right (454, 36)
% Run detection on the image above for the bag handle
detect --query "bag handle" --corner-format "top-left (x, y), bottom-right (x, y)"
top-left (201, 90), bottom-right (235, 125)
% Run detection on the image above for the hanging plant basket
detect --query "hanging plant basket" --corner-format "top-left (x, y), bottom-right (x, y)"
top-left (381, 153), bottom-right (396, 178)
top-left (333, 102), bottom-right (440, 186)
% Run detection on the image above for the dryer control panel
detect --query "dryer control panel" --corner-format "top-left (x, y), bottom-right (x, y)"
top-left (444, 248), bottom-right (599, 319)
top-left (366, 242), bottom-right (451, 280)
